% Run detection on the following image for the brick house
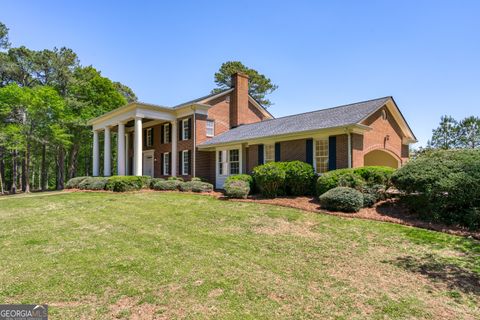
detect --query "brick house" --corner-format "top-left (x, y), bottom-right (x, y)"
top-left (88, 73), bottom-right (417, 188)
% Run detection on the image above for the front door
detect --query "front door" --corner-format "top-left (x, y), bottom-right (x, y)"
top-left (143, 150), bottom-right (154, 177)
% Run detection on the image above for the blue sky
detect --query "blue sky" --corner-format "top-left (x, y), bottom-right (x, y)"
top-left (2, 1), bottom-right (479, 146)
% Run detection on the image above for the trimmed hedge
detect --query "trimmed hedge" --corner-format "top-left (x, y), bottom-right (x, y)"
top-left (78, 177), bottom-right (109, 190)
top-left (392, 149), bottom-right (480, 229)
top-left (281, 161), bottom-right (316, 196)
top-left (179, 181), bottom-right (214, 193)
top-left (224, 180), bottom-right (250, 199)
top-left (252, 162), bottom-right (286, 198)
top-left (224, 174), bottom-right (254, 190)
top-left (65, 176), bottom-right (88, 189)
top-left (316, 166), bottom-right (394, 196)
top-left (149, 178), bottom-right (165, 188)
top-left (319, 187), bottom-right (364, 212)
top-left (105, 176), bottom-right (150, 192)
top-left (151, 179), bottom-right (182, 191)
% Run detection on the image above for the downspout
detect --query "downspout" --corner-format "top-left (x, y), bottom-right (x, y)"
top-left (192, 106), bottom-right (196, 177)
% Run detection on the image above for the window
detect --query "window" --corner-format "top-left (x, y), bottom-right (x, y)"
top-left (218, 150), bottom-right (226, 175)
top-left (206, 120), bottom-right (214, 137)
top-left (146, 128), bottom-right (153, 147)
top-left (163, 124), bottom-right (170, 144)
top-left (264, 144), bottom-right (275, 163)
top-left (182, 119), bottom-right (190, 140)
top-left (163, 152), bottom-right (169, 175)
top-left (182, 150), bottom-right (189, 175)
top-left (315, 139), bottom-right (329, 173)
top-left (229, 149), bottom-right (240, 175)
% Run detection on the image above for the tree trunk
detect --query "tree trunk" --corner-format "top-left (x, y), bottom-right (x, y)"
top-left (0, 147), bottom-right (4, 195)
top-left (21, 157), bottom-right (27, 192)
top-left (56, 147), bottom-right (65, 190)
top-left (41, 143), bottom-right (47, 191)
top-left (11, 149), bottom-right (17, 194)
top-left (23, 145), bottom-right (30, 193)
top-left (67, 142), bottom-right (80, 179)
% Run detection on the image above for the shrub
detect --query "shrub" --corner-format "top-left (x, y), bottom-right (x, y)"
top-left (252, 162), bottom-right (286, 198)
top-left (191, 177), bottom-right (202, 182)
top-left (179, 181), bottom-right (213, 193)
top-left (225, 174), bottom-right (254, 190)
top-left (337, 172), bottom-right (365, 190)
top-left (78, 177), bottom-right (109, 190)
top-left (224, 180), bottom-right (250, 199)
top-left (392, 149), bottom-right (480, 229)
top-left (65, 176), bottom-right (88, 189)
top-left (149, 178), bottom-right (165, 188)
top-left (354, 166), bottom-right (395, 186)
top-left (319, 187), bottom-right (364, 212)
top-left (362, 193), bottom-right (377, 208)
top-left (281, 161), bottom-right (316, 196)
top-left (316, 166), bottom-right (394, 196)
top-left (168, 176), bottom-right (184, 182)
top-left (151, 179), bottom-right (182, 191)
top-left (139, 176), bottom-right (152, 188)
top-left (105, 176), bottom-right (146, 192)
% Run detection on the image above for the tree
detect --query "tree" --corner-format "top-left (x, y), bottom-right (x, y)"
top-left (211, 61), bottom-right (278, 107)
top-left (428, 115), bottom-right (459, 149)
top-left (0, 22), bottom-right (10, 50)
top-left (458, 116), bottom-right (480, 149)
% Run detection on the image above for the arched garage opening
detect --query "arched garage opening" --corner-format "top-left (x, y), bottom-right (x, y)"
top-left (364, 149), bottom-right (399, 169)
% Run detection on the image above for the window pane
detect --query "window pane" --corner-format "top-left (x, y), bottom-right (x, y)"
top-left (230, 162), bottom-right (239, 175)
top-left (183, 151), bottom-right (189, 175)
top-left (315, 139), bottom-right (329, 173)
top-left (229, 149), bottom-right (239, 162)
top-left (206, 120), bottom-right (214, 137)
top-left (265, 144), bottom-right (274, 162)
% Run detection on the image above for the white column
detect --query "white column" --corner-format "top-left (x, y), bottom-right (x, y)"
top-left (125, 133), bottom-right (129, 175)
top-left (104, 126), bottom-right (111, 176)
top-left (117, 122), bottom-right (126, 175)
top-left (171, 121), bottom-right (177, 176)
top-left (92, 130), bottom-right (99, 176)
top-left (133, 117), bottom-right (143, 176)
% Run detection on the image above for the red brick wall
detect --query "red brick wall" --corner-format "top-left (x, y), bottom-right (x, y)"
top-left (280, 139), bottom-right (306, 162)
top-left (334, 134), bottom-right (349, 169)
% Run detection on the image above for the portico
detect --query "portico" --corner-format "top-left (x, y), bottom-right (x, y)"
top-left (88, 102), bottom-right (179, 177)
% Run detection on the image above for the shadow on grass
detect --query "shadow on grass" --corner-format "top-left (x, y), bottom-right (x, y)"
top-left (392, 254), bottom-right (480, 296)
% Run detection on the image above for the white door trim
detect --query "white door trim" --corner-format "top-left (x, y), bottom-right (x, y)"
top-left (142, 150), bottom-right (155, 177)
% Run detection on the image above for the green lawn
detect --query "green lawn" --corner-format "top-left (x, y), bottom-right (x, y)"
top-left (0, 192), bottom-right (479, 319)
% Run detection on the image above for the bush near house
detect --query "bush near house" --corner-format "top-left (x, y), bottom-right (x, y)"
top-left (78, 177), bottom-right (109, 190)
top-left (224, 180), bottom-right (250, 199)
top-left (392, 149), bottom-right (480, 229)
top-left (105, 176), bottom-right (150, 192)
top-left (149, 178), bottom-right (165, 188)
top-left (316, 166), bottom-right (394, 196)
top-left (280, 161), bottom-right (316, 196)
top-left (225, 174), bottom-right (254, 190)
top-left (151, 179), bottom-right (182, 191)
top-left (65, 176), bottom-right (88, 189)
top-left (319, 187), bottom-right (364, 212)
top-left (179, 181), bottom-right (214, 193)
top-left (252, 162), bottom-right (286, 198)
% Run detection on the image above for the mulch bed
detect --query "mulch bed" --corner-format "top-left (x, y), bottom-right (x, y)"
top-left (230, 195), bottom-right (480, 240)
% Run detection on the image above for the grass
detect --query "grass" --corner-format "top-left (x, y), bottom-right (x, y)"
top-left (0, 191), bottom-right (479, 319)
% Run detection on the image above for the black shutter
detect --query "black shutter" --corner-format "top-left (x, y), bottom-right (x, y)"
top-left (160, 153), bottom-right (163, 175)
top-left (188, 150), bottom-right (192, 175)
top-left (168, 153), bottom-right (172, 175)
top-left (143, 129), bottom-right (147, 147)
top-left (328, 136), bottom-right (337, 171)
top-left (258, 144), bottom-right (264, 165)
top-left (306, 139), bottom-right (313, 166)
top-left (160, 125), bottom-right (164, 144)
top-left (274, 142), bottom-right (281, 162)
top-left (151, 128), bottom-right (154, 146)
top-left (168, 123), bottom-right (172, 143)
top-left (179, 151), bottom-right (182, 175)
top-left (188, 118), bottom-right (192, 140)
top-left (178, 120), bottom-right (183, 141)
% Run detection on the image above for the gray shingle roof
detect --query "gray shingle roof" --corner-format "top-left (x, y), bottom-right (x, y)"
top-left (200, 96), bottom-right (391, 146)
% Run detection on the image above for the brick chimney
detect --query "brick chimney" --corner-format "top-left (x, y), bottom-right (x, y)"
top-left (230, 72), bottom-right (249, 128)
